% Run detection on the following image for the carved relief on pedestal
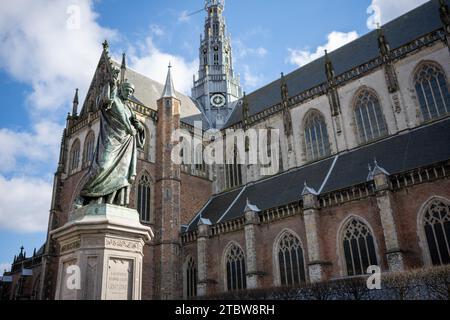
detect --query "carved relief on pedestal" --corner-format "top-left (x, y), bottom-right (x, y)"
top-left (105, 238), bottom-right (142, 252)
top-left (60, 240), bottom-right (81, 253)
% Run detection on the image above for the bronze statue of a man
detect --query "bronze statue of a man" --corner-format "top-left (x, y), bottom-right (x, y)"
top-left (78, 73), bottom-right (145, 207)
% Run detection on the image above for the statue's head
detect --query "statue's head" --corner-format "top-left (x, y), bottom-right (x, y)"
top-left (120, 81), bottom-right (135, 101)
top-left (112, 66), bottom-right (120, 79)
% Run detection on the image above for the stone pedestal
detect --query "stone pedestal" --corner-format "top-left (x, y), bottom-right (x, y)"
top-left (51, 204), bottom-right (153, 300)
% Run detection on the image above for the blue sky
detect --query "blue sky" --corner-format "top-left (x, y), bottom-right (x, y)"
top-left (0, 0), bottom-right (429, 273)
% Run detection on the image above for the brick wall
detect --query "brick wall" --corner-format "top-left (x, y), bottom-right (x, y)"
top-left (183, 177), bottom-right (450, 296)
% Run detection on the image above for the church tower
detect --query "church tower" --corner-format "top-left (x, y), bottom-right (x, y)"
top-left (192, 0), bottom-right (242, 128)
top-left (154, 64), bottom-right (182, 299)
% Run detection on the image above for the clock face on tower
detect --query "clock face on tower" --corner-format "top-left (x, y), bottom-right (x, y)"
top-left (210, 93), bottom-right (226, 107)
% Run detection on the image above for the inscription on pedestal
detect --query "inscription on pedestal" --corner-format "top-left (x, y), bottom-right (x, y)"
top-left (106, 258), bottom-right (133, 300)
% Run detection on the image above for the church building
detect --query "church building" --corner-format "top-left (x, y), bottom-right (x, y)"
top-left (2, 0), bottom-right (450, 300)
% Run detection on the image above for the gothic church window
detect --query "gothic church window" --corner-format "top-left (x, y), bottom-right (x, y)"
top-left (185, 256), bottom-right (197, 298)
top-left (262, 128), bottom-right (281, 175)
top-left (213, 23), bottom-right (219, 36)
top-left (82, 131), bottom-right (95, 168)
top-left (303, 111), bottom-right (331, 161)
top-left (69, 139), bottom-right (81, 172)
top-left (225, 244), bottom-right (246, 291)
top-left (423, 199), bottom-right (450, 266)
top-left (137, 174), bottom-right (152, 223)
top-left (225, 147), bottom-right (242, 189)
top-left (354, 90), bottom-right (388, 144)
top-left (267, 129), bottom-right (272, 158)
top-left (195, 144), bottom-right (208, 177)
top-left (31, 274), bottom-right (41, 300)
top-left (277, 232), bottom-right (306, 286)
top-left (414, 63), bottom-right (450, 122)
top-left (342, 218), bottom-right (378, 276)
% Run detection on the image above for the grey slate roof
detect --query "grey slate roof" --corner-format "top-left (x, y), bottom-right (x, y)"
top-left (186, 117), bottom-right (450, 231)
top-left (181, 113), bottom-right (211, 129)
top-left (161, 65), bottom-right (177, 99)
top-left (320, 118), bottom-right (450, 193)
top-left (187, 187), bottom-right (244, 230)
top-left (110, 61), bottom-right (202, 122)
top-left (225, 0), bottom-right (447, 127)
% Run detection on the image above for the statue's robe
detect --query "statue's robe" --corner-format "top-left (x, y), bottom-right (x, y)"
top-left (80, 95), bottom-right (144, 200)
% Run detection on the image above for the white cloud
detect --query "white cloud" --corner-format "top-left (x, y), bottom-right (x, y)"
top-left (0, 263), bottom-right (11, 273)
top-left (0, 121), bottom-right (63, 174)
top-left (150, 24), bottom-right (165, 37)
top-left (235, 40), bottom-right (268, 59)
top-left (179, 10), bottom-right (191, 23)
top-left (0, 175), bottom-right (52, 233)
top-left (129, 37), bottom-right (198, 95)
top-left (0, 0), bottom-right (116, 114)
top-left (367, 0), bottom-right (428, 29)
top-left (287, 31), bottom-right (359, 67)
top-left (0, 1), bottom-right (114, 234)
top-left (242, 65), bottom-right (265, 90)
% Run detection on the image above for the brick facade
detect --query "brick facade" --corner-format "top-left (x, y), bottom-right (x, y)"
top-left (2, 0), bottom-right (450, 301)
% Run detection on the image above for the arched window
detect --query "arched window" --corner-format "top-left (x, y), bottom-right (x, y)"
top-left (277, 232), bottom-right (306, 286)
top-left (225, 147), bottom-right (242, 189)
top-left (69, 139), bottom-right (81, 172)
top-left (422, 199), bottom-right (450, 266)
top-left (303, 111), bottom-right (331, 161)
top-left (195, 144), bottom-right (206, 173)
top-left (266, 129), bottom-right (272, 159)
top-left (342, 218), bottom-right (378, 276)
top-left (185, 257), bottom-right (197, 298)
top-left (225, 244), bottom-right (246, 291)
top-left (31, 274), bottom-right (41, 300)
top-left (354, 90), bottom-right (388, 144)
top-left (262, 128), bottom-right (281, 175)
top-left (82, 131), bottom-right (95, 168)
top-left (414, 63), bottom-right (450, 122)
top-left (137, 174), bottom-right (152, 222)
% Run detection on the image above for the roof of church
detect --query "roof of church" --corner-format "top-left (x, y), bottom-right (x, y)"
top-left (224, 0), bottom-right (447, 127)
top-left (180, 112), bottom-right (212, 128)
top-left (110, 61), bottom-right (210, 126)
top-left (186, 117), bottom-right (450, 231)
top-left (161, 64), bottom-right (177, 99)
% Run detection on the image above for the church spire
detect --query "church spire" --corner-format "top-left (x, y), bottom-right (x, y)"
top-left (280, 72), bottom-right (288, 101)
top-left (120, 53), bottom-right (127, 83)
top-left (205, 0), bottom-right (225, 9)
top-left (162, 63), bottom-right (176, 99)
top-left (72, 88), bottom-right (79, 117)
top-left (192, 0), bottom-right (241, 128)
top-left (324, 50), bottom-right (335, 82)
top-left (439, 0), bottom-right (450, 32)
top-left (376, 24), bottom-right (390, 57)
